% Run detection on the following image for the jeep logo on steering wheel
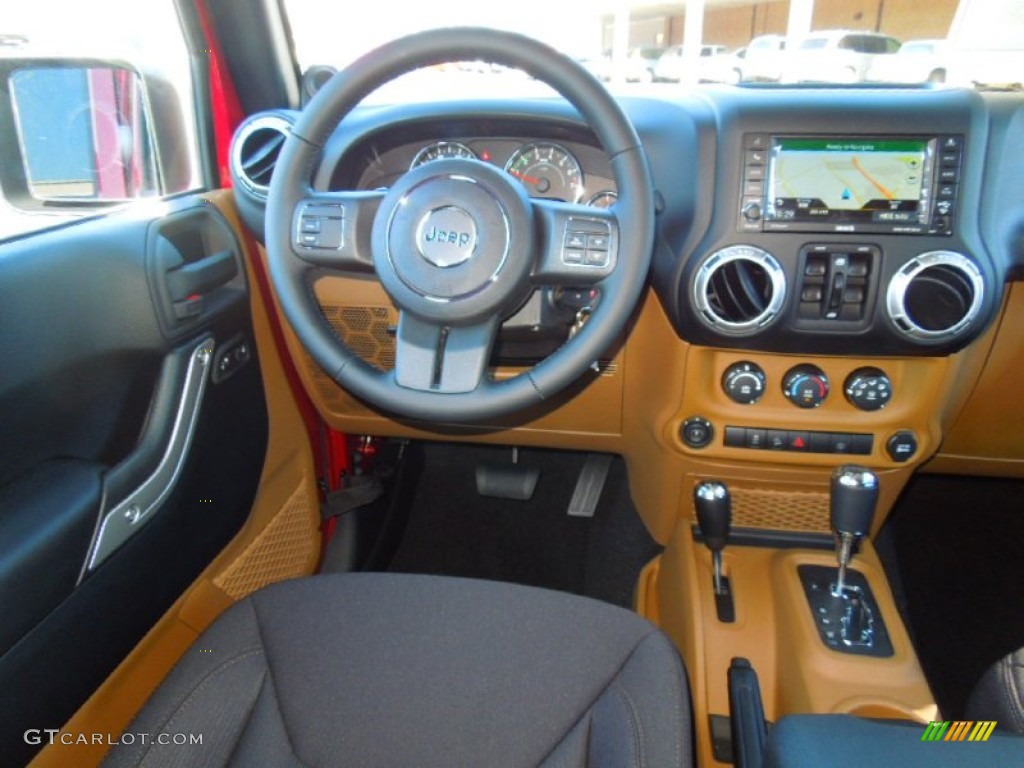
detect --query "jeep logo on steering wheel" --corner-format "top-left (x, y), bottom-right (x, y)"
top-left (416, 206), bottom-right (478, 268)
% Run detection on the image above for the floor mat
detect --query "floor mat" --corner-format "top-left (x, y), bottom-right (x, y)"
top-left (384, 443), bottom-right (662, 608)
top-left (878, 473), bottom-right (1024, 719)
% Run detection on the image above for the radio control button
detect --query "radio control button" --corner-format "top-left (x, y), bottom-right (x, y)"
top-left (743, 180), bottom-right (764, 196)
top-left (745, 165), bottom-right (765, 181)
top-left (742, 200), bottom-right (763, 221)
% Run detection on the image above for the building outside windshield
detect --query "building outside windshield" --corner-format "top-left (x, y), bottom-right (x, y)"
top-left (284, 0), bottom-right (1024, 98)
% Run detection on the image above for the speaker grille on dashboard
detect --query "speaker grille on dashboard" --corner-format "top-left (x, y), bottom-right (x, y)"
top-left (320, 304), bottom-right (397, 371)
top-left (728, 487), bottom-right (830, 533)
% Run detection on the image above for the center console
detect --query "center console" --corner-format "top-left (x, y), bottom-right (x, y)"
top-left (640, 467), bottom-right (938, 768)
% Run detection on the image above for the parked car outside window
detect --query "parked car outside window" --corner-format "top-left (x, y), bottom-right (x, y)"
top-left (783, 30), bottom-right (901, 83)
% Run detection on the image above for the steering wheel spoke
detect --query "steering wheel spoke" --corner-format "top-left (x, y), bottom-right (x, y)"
top-left (531, 199), bottom-right (618, 286)
top-left (394, 313), bottom-right (500, 394)
top-left (290, 190), bottom-right (385, 271)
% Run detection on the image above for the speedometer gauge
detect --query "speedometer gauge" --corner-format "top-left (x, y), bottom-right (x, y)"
top-left (504, 142), bottom-right (584, 202)
top-left (410, 141), bottom-right (476, 169)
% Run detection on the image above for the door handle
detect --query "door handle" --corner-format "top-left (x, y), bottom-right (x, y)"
top-left (165, 250), bottom-right (237, 301)
top-left (83, 336), bottom-right (215, 573)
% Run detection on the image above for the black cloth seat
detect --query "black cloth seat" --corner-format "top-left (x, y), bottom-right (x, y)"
top-left (966, 647), bottom-right (1024, 732)
top-left (105, 573), bottom-right (692, 767)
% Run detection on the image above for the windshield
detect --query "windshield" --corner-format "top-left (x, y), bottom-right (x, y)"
top-left (284, 0), bottom-right (1024, 93)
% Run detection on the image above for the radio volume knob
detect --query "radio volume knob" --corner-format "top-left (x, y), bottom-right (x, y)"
top-left (783, 364), bottom-right (829, 408)
top-left (722, 361), bottom-right (767, 404)
top-left (742, 201), bottom-right (762, 221)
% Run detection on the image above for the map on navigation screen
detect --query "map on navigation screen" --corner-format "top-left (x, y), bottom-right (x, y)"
top-left (766, 138), bottom-right (929, 224)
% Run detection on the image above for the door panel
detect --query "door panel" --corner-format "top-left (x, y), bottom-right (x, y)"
top-left (0, 196), bottom-right (270, 766)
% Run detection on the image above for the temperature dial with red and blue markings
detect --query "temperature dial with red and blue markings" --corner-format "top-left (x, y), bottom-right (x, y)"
top-left (783, 364), bottom-right (829, 409)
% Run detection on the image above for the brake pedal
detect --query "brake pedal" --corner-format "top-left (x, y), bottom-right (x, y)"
top-left (475, 447), bottom-right (540, 500)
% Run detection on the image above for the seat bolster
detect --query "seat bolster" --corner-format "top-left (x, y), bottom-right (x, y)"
top-left (966, 649), bottom-right (1024, 732)
top-left (605, 630), bottom-right (690, 768)
top-left (540, 630), bottom-right (691, 768)
top-left (104, 600), bottom-right (270, 767)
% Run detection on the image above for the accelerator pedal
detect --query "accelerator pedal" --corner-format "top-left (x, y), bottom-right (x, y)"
top-left (567, 453), bottom-right (613, 518)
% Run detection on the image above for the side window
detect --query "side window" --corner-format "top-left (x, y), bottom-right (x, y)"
top-left (0, 3), bottom-right (203, 242)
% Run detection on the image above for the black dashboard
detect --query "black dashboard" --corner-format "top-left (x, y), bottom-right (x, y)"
top-left (231, 86), bottom-right (1024, 359)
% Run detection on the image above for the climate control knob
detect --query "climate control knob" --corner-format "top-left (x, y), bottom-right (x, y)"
top-left (783, 364), bottom-right (829, 409)
top-left (722, 361), bottom-right (767, 404)
top-left (845, 367), bottom-right (892, 411)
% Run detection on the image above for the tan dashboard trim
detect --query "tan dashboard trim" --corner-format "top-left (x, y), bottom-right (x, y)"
top-left (928, 283), bottom-right (1024, 476)
top-left (276, 276), bottom-right (1002, 544)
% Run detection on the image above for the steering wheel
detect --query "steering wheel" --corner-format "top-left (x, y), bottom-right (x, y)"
top-left (265, 28), bottom-right (655, 423)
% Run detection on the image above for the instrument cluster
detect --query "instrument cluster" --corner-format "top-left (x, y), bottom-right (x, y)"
top-left (356, 137), bottom-right (617, 208)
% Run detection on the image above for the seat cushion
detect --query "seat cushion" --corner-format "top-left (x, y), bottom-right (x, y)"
top-left (966, 649), bottom-right (1024, 732)
top-left (104, 573), bottom-right (692, 767)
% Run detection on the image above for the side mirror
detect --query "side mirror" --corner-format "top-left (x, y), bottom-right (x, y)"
top-left (6, 63), bottom-right (156, 204)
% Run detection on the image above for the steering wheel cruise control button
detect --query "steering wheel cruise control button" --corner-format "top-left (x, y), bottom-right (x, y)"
top-left (295, 204), bottom-right (344, 250)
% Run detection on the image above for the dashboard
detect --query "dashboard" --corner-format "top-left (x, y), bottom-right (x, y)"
top-left (229, 85), bottom-right (1024, 488)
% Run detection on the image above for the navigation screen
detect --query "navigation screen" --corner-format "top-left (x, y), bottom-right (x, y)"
top-left (766, 138), bottom-right (933, 228)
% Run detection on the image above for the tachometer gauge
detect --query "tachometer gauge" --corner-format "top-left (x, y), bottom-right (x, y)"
top-left (410, 141), bottom-right (476, 169)
top-left (504, 142), bottom-right (584, 202)
top-left (587, 190), bottom-right (618, 209)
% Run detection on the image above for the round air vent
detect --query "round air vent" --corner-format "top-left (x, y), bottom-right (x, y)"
top-left (886, 251), bottom-right (984, 341)
top-left (693, 245), bottom-right (787, 335)
top-left (230, 114), bottom-right (293, 197)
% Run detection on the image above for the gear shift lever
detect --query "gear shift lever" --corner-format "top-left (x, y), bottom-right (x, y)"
top-left (830, 465), bottom-right (879, 595)
top-left (695, 481), bottom-right (731, 596)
